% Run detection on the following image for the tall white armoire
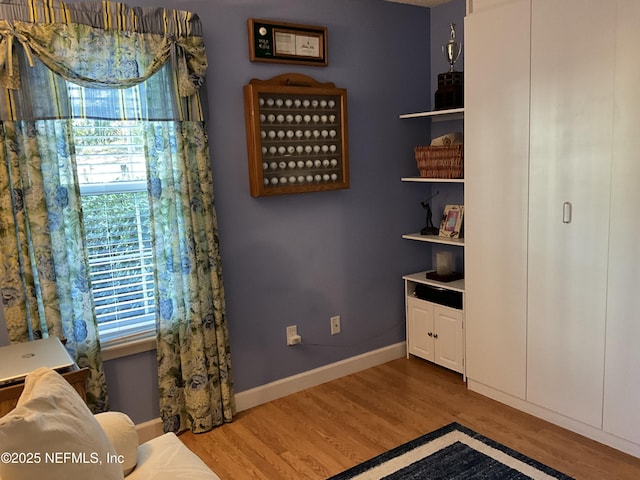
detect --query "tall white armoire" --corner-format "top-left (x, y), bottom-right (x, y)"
top-left (465, 0), bottom-right (640, 458)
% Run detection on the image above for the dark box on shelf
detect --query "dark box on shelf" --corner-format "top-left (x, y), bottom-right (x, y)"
top-left (414, 283), bottom-right (463, 310)
top-left (434, 71), bottom-right (464, 110)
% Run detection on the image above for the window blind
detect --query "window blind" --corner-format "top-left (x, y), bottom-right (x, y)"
top-left (74, 118), bottom-right (156, 345)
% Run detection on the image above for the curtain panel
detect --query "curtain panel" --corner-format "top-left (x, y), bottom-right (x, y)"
top-left (0, 0), bottom-right (234, 431)
top-left (146, 120), bottom-right (234, 433)
top-left (0, 119), bottom-right (110, 410)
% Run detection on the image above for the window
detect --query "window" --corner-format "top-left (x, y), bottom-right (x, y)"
top-left (72, 110), bottom-right (156, 345)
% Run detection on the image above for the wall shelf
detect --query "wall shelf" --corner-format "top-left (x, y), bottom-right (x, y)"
top-left (402, 233), bottom-right (464, 247)
top-left (403, 271), bottom-right (465, 293)
top-left (401, 177), bottom-right (464, 183)
top-left (399, 107), bottom-right (464, 121)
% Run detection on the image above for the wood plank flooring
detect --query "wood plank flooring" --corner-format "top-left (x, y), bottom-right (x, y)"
top-left (179, 358), bottom-right (640, 479)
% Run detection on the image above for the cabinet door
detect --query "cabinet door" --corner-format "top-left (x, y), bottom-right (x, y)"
top-left (603, 0), bottom-right (640, 444)
top-left (407, 296), bottom-right (434, 362)
top-left (527, 0), bottom-right (616, 427)
top-left (433, 305), bottom-right (463, 374)
top-left (464, 0), bottom-right (530, 399)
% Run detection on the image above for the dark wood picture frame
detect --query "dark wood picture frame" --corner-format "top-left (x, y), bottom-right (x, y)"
top-left (248, 19), bottom-right (328, 67)
top-left (243, 73), bottom-right (349, 197)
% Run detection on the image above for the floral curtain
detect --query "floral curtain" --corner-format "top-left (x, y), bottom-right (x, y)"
top-left (0, 0), bottom-right (234, 431)
top-left (146, 121), bottom-right (234, 433)
top-left (0, 119), bottom-right (109, 411)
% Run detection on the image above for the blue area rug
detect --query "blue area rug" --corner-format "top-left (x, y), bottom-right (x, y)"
top-left (328, 423), bottom-right (573, 480)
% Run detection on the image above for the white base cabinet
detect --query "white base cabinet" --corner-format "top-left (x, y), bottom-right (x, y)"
top-left (399, 109), bottom-right (465, 377)
top-left (406, 296), bottom-right (464, 374)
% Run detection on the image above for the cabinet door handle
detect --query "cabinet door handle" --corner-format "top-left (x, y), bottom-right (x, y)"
top-left (563, 202), bottom-right (572, 223)
top-left (428, 332), bottom-right (433, 337)
top-left (433, 333), bottom-right (438, 339)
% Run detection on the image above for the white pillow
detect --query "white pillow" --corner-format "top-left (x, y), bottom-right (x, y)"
top-left (95, 412), bottom-right (139, 476)
top-left (0, 367), bottom-right (124, 480)
top-left (430, 131), bottom-right (463, 146)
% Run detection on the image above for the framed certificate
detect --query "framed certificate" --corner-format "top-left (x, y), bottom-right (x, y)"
top-left (248, 19), bottom-right (328, 66)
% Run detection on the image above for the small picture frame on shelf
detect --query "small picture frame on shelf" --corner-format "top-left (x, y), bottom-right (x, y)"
top-left (439, 205), bottom-right (464, 239)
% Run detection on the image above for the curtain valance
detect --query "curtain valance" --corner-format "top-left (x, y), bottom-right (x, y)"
top-left (0, 21), bottom-right (206, 96)
top-left (0, 0), bottom-right (207, 121)
top-left (0, 0), bottom-right (202, 36)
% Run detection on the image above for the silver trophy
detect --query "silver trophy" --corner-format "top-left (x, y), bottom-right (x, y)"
top-left (443, 23), bottom-right (462, 72)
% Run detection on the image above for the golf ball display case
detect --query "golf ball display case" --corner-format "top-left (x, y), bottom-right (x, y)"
top-left (243, 73), bottom-right (349, 197)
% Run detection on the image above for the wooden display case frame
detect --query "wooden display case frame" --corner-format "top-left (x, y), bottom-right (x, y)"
top-left (243, 73), bottom-right (349, 197)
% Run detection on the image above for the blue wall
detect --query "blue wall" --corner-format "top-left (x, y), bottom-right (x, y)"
top-left (0, 0), bottom-right (467, 424)
top-left (203, 0), bottom-right (431, 394)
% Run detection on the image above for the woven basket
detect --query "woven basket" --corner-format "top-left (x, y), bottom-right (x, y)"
top-left (414, 145), bottom-right (464, 179)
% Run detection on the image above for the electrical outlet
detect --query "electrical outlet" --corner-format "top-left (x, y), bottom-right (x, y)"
top-left (330, 315), bottom-right (341, 335)
top-left (286, 325), bottom-right (301, 346)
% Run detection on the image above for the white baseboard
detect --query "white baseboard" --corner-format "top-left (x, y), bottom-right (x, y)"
top-left (135, 342), bottom-right (406, 440)
top-left (468, 379), bottom-right (640, 459)
top-left (234, 342), bottom-right (406, 412)
top-left (136, 417), bottom-right (164, 444)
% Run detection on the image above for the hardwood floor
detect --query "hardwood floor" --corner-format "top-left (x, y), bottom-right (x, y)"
top-left (179, 358), bottom-right (640, 479)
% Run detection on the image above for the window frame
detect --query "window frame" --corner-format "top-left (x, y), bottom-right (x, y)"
top-left (72, 118), bottom-right (158, 352)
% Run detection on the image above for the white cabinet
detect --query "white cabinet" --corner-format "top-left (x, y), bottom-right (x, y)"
top-left (465, 0), bottom-right (640, 456)
top-left (526, 0), bottom-right (616, 428)
top-left (400, 108), bottom-right (465, 375)
top-left (432, 303), bottom-right (464, 373)
top-left (602, 0), bottom-right (640, 445)
top-left (464, 0), bottom-right (530, 400)
top-left (407, 296), bottom-right (435, 361)
top-left (406, 295), bottom-right (464, 374)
